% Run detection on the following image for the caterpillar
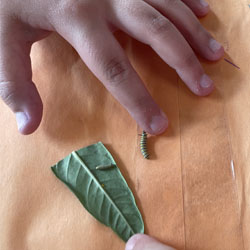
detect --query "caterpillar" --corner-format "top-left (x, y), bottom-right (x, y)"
top-left (96, 164), bottom-right (115, 170)
top-left (140, 130), bottom-right (149, 159)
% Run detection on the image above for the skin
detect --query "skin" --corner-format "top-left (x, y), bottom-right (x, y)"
top-left (0, 0), bottom-right (224, 135)
top-left (126, 234), bottom-right (177, 250)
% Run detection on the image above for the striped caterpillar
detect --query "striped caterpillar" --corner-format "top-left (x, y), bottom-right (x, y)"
top-left (140, 131), bottom-right (149, 159)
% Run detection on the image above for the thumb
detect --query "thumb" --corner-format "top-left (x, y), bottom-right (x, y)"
top-left (0, 80), bottom-right (43, 134)
top-left (0, 19), bottom-right (43, 134)
top-left (126, 234), bottom-right (176, 250)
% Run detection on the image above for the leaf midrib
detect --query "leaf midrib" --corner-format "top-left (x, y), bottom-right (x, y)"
top-left (72, 151), bottom-right (135, 235)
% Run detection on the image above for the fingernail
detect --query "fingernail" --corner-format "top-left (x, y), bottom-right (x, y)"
top-left (150, 111), bottom-right (168, 134)
top-left (200, 0), bottom-right (209, 7)
top-left (209, 39), bottom-right (222, 53)
top-left (16, 112), bottom-right (28, 131)
top-left (200, 74), bottom-right (213, 89)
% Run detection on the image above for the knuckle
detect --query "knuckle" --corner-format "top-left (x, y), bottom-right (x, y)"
top-left (134, 96), bottom-right (153, 113)
top-left (164, 0), bottom-right (181, 8)
top-left (148, 15), bottom-right (173, 37)
top-left (103, 58), bottom-right (130, 85)
top-left (176, 52), bottom-right (198, 68)
top-left (193, 21), bottom-right (205, 38)
top-left (0, 81), bottom-right (19, 106)
top-left (57, 0), bottom-right (90, 19)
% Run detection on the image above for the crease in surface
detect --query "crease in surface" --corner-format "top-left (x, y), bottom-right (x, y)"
top-left (177, 76), bottom-right (186, 250)
top-left (221, 99), bottom-right (245, 250)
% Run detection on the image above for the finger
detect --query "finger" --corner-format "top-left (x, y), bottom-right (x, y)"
top-left (126, 234), bottom-right (176, 250)
top-left (145, 0), bottom-right (224, 61)
top-left (55, 19), bottom-right (168, 135)
top-left (110, 1), bottom-right (214, 96)
top-left (0, 21), bottom-right (43, 134)
top-left (181, 0), bottom-right (210, 17)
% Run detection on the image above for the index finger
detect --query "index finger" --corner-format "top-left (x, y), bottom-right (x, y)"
top-left (55, 19), bottom-right (168, 135)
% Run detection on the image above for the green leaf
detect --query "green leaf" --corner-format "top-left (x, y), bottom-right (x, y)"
top-left (51, 142), bottom-right (144, 242)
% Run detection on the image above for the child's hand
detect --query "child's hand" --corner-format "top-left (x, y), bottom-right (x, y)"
top-left (0, 0), bottom-right (224, 135)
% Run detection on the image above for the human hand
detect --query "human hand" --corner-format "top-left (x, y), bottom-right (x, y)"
top-left (0, 0), bottom-right (224, 135)
top-left (126, 234), bottom-right (177, 250)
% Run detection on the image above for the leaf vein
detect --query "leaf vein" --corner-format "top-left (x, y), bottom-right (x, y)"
top-left (72, 151), bottom-right (136, 235)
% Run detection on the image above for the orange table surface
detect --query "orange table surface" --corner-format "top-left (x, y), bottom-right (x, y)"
top-left (1, 1), bottom-right (250, 249)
